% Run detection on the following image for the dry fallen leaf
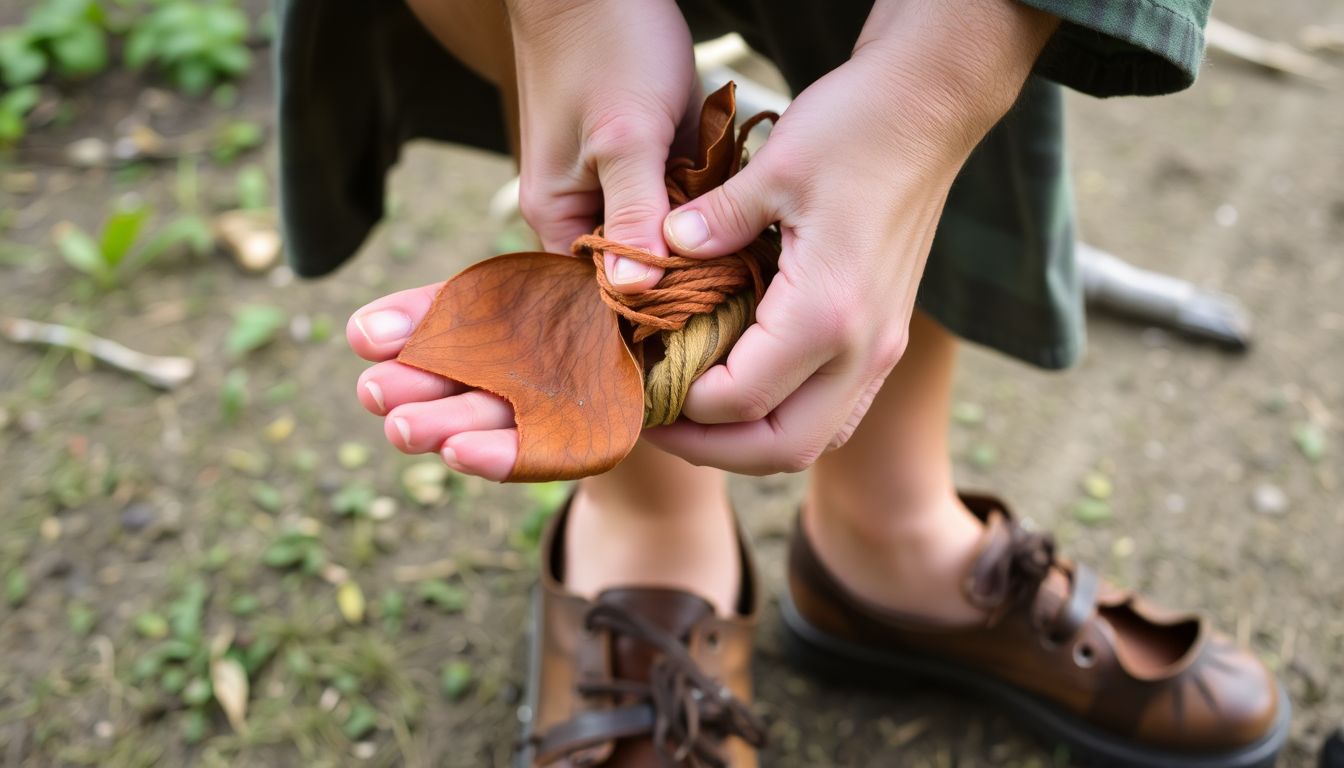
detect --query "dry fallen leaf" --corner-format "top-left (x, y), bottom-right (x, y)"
top-left (338, 580), bottom-right (366, 625)
top-left (210, 656), bottom-right (249, 734)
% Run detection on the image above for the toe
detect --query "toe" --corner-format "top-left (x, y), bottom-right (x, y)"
top-left (357, 361), bottom-right (463, 415)
top-left (347, 281), bottom-right (444, 361)
top-left (384, 391), bottom-right (516, 454)
top-left (442, 429), bottom-right (519, 481)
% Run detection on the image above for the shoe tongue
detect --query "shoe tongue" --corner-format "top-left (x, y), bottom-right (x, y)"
top-left (595, 588), bottom-right (715, 683)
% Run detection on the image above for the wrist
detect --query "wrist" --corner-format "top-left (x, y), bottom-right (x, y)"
top-left (505, 0), bottom-right (676, 39)
top-left (853, 0), bottom-right (1059, 157)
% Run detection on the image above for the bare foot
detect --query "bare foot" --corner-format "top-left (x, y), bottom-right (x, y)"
top-left (346, 282), bottom-right (521, 481)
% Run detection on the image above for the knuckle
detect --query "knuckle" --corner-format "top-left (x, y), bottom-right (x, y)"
top-left (706, 184), bottom-right (757, 239)
top-left (602, 198), bottom-right (665, 239)
top-left (584, 112), bottom-right (663, 164)
top-left (516, 182), bottom-right (548, 230)
top-left (811, 299), bottom-right (859, 349)
top-left (871, 330), bottom-right (909, 373)
top-left (732, 382), bottom-right (777, 423)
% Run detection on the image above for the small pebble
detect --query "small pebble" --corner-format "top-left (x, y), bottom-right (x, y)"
top-left (339, 442), bottom-right (371, 470)
top-left (353, 742), bottom-right (376, 760)
top-left (18, 410), bottom-right (45, 434)
top-left (369, 496), bottom-right (397, 521)
top-left (268, 265), bottom-right (295, 287)
top-left (1112, 536), bottom-right (1136, 558)
top-left (35, 553), bottom-right (72, 579)
top-left (1252, 483), bottom-right (1288, 515)
top-left (1214, 203), bottom-right (1239, 227)
top-left (289, 314), bottom-right (311, 342)
top-left (120, 502), bottom-right (156, 532)
top-left (39, 517), bottom-right (61, 541)
top-left (1165, 493), bottom-right (1186, 513)
top-left (403, 462), bottom-right (451, 506)
top-left (94, 720), bottom-right (114, 739)
top-left (264, 416), bottom-right (296, 443)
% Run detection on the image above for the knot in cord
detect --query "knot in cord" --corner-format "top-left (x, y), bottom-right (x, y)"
top-left (968, 522), bottom-right (1058, 616)
top-left (573, 602), bottom-right (766, 768)
top-left (571, 111), bottom-right (781, 427)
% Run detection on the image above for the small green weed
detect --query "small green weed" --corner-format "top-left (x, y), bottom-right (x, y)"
top-left (125, 0), bottom-right (250, 96)
top-left (0, 0), bottom-right (109, 88)
top-left (226, 304), bottom-right (286, 357)
top-left (55, 203), bottom-right (211, 290)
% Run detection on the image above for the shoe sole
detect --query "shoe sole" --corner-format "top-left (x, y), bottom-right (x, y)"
top-left (779, 590), bottom-right (1291, 768)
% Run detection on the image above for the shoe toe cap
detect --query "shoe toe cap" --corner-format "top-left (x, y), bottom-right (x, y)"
top-left (1138, 635), bottom-right (1282, 752)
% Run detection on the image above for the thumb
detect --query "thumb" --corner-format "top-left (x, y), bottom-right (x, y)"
top-left (663, 163), bottom-right (780, 259)
top-left (596, 145), bottom-right (673, 294)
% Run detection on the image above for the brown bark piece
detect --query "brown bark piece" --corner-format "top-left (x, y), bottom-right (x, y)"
top-left (397, 253), bottom-right (643, 482)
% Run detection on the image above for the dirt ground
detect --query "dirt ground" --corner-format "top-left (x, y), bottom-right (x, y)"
top-left (1, 0), bottom-right (1341, 766)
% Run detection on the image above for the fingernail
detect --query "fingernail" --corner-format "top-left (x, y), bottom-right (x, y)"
top-left (441, 444), bottom-right (462, 471)
top-left (665, 209), bottom-right (710, 251)
top-left (611, 256), bottom-right (651, 285)
top-left (364, 381), bottom-right (386, 414)
top-left (354, 310), bottom-right (413, 345)
top-left (392, 416), bottom-right (411, 446)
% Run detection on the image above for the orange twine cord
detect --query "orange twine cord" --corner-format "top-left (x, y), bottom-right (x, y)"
top-left (572, 111), bottom-right (782, 344)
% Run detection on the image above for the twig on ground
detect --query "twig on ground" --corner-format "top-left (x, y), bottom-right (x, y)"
top-left (1206, 18), bottom-right (1338, 81)
top-left (1, 316), bottom-right (195, 390)
top-left (1301, 25), bottom-right (1344, 54)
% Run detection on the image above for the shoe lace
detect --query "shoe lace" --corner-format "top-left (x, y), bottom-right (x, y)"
top-left (967, 518), bottom-right (1100, 647)
top-left (571, 602), bottom-right (766, 768)
top-left (967, 522), bottom-right (1058, 617)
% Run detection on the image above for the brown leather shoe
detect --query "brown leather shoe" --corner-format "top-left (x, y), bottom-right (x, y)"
top-left (516, 502), bottom-right (766, 767)
top-left (782, 494), bottom-right (1291, 767)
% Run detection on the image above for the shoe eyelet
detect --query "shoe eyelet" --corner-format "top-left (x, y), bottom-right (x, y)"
top-left (1073, 642), bottom-right (1096, 668)
top-left (704, 630), bottom-right (720, 651)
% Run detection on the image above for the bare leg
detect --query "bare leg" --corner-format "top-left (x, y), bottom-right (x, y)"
top-left (405, 0), bottom-right (520, 155)
top-left (404, 0), bottom-right (741, 614)
top-left (805, 310), bottom-right (988, 623)
top-left (568, 443), bottom-right (740, 614)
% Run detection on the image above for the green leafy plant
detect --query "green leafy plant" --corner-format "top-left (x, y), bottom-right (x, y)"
top-left (0, 0), bottom-right (109, 88)
top-left (263, 529), bottom-right (325, 574)
top-left (212, 118), bottom-right (263, 162)
top-left (226, 304), bottom-right (286, 357)
top-left (0, 85), bottom-right (41, 148)
top-left (55, 204), bottom-right (212, 289)
top-left (128, 580), bottom-right (274, 744)
top-left (124, 0), bottom-right (250, 96)
top-left (0, 0), bottom-right (108, 145)
top-left (235, 164), bottom-right (267, 209)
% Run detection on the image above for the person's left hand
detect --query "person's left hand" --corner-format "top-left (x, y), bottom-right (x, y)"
top-left (642, 0), bottom-right (1057, 473)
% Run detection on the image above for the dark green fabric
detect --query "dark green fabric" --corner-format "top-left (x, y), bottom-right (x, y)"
top-left (274, 0), bottom-right (1209, 370)
top-left (924, 78), bottom-right (1080, 369)
top-left (1022, 0), bottom-right (1212, 97)
top-left (274, 0), bottom-right (509, 278)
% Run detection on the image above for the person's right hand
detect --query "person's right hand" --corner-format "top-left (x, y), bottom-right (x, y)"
top-left (347, 0), bottom-right (697, 479)
top-left (508, 0), bottom-right (696, 279)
